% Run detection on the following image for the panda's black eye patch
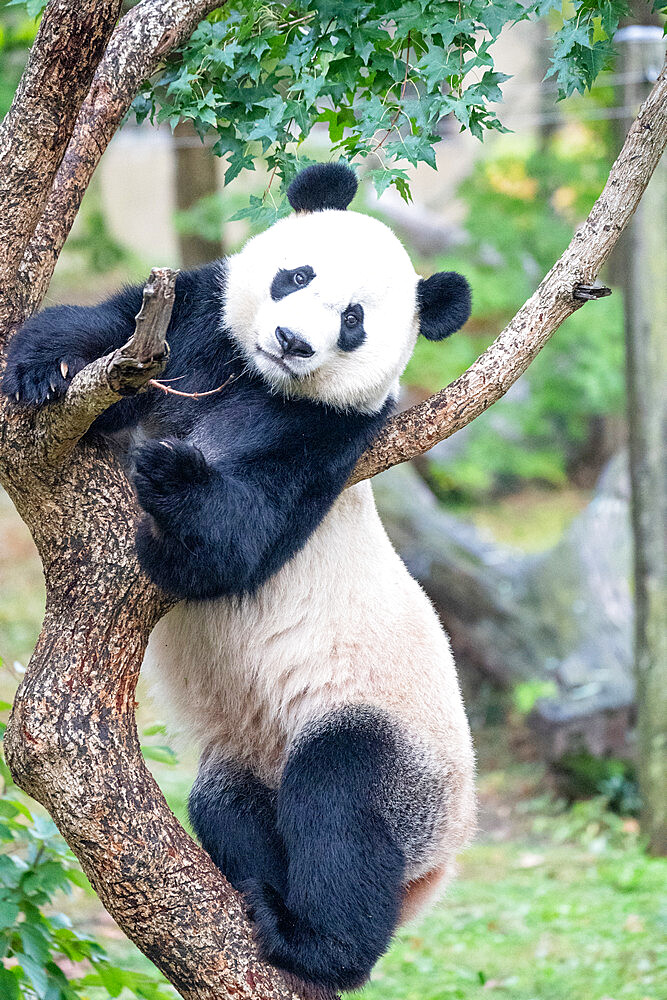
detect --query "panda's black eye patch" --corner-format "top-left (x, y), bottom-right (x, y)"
top-left (338, 304), bottom-right (365, 352)
top-left (271, 265), bottom-right (315, 301)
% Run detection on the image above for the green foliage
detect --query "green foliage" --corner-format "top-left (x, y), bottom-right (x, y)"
top-left (65, 205), bottom-right (131, 275)
top-left (173, 193), bottom-right (227, 244)
top-left (546, 0), bottom-right (630, 98)
top-left (140, 723), bottom-right (179, 767)
top-left (3, 0), bottom-right (47, 19)
top-left (555, 752), bottom-right (641, 816)
top-left (0, 6), bottom-right (38, 118)
top-left (133, 0), bottom-right (633, 215)
top-left (513, 679), bottom-right (559, 715)
top-left (0, 679), bottom-right (173, 999)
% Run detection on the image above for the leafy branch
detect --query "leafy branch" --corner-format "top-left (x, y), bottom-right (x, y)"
top-left (132, 0), bottom-right (648, 218)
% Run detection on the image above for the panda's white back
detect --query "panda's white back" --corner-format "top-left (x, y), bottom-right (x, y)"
top-left (143, 478), bottom-right (476, 893)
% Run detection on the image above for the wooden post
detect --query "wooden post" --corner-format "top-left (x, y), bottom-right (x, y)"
top-left (173, 121), bottom-right (224, 267)
top-left (617, 26), bottom-right (667, 854)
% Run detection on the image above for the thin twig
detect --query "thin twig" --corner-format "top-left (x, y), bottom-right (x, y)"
top-left (149, 374), bottom-right (235, 399)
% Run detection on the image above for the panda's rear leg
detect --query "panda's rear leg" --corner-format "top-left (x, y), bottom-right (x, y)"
top-left (188, 752), bottom-right (287, 896)
top-left (245, 708), bottom-right (407, 992)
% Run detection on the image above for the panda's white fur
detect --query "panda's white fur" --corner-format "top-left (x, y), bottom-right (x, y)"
top-left (144, 479), bottom-right (476, 901)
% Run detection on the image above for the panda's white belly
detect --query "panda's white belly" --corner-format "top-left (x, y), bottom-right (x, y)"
top-left (143, 480), bottom-right (473, 793)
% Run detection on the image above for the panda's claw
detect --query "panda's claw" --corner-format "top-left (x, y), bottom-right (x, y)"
top-left (1, 353), bottom-right (85, 407)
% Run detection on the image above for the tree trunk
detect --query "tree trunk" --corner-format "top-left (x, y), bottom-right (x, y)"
top-left (619, 29), bottom-right (667, 856)
top-left (174, 121), bottom-right (224, 267)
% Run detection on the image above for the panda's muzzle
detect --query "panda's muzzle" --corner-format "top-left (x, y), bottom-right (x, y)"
top-left (275, 326), bottom-right (315, 359)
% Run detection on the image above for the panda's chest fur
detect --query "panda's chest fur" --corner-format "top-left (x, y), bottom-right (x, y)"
top-left (142, 482), bottom-right (394, 783)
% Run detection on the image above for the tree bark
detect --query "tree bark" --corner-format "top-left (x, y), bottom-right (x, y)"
top-left (0, 7), bottom-right (665, 997)
top-left (0, 1), bottom-right (123, 318)
top-left (174, 121), bottom-right (225, 267)
top-left (619, 32), bottom-right (667, 855)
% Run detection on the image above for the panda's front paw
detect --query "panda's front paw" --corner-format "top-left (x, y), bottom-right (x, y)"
top-left (1, 353), bottom-right (86, 407)
top-left (133, 438), bottom-right (211, 522)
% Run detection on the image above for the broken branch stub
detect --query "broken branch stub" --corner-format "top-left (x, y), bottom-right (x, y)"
top-left (109, 266), bottom-right (176, 393)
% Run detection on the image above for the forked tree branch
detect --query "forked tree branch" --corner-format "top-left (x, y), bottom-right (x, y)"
top-left (0, 1), bottom-right (123, 309)
top-left (15, 0), bottom-right (226, 325)
top-left (350, 53), bottom-right (667, 485)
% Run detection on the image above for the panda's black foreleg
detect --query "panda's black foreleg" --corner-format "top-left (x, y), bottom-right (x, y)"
top-left (188, 757), bottom-right (287, 896)
top-left (1, 288), bottom-right (144, 410)
top-left (245, 710), bottom-right (406, 992)
top-left (131, 434), bottom-right (286, 600)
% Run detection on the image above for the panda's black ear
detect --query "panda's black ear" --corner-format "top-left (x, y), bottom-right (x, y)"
top-left (287, 162), bottom-right (358, 213)
top-left (417, 271), bottom-right (471, 341)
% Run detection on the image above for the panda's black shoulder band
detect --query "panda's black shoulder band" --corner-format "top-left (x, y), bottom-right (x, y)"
top-left (287, 162), bottom-right (357, 213)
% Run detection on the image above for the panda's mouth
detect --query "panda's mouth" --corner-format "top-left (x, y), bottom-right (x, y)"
top-left (255, 345), bottom-right (297, 377)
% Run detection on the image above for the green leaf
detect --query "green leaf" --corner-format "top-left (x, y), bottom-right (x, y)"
top-left (95, 961), bottom-right (125, 997)
top-left (0, 897), bottom-right (19, 929)
top-left (6, 0), bottom-right (47, 16)
top-left (0, 966), bottom-right (19, 1000)
top-left (19, 922), bottom-right (51, 965)
top-left (21, 952), bottom-right (49, 997)
top-left (0, 854), bottom-right (23, 889)
top-left (141, 745), bottom-right (178, 765)
top-left (141, 722), bottom-right (168, 737)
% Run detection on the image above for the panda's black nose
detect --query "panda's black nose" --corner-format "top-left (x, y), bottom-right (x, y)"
top-left (275, 326), bottom-right (314, 359)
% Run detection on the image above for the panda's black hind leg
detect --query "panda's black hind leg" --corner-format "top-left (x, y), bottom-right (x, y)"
top-left (188, 755), bottom-right (287, 896)
top-left (246, 708), bottom-right (406, 992)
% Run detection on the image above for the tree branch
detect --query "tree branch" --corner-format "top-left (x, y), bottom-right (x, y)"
top-left (349, 53), bottom-right (667, 486)
top-left (0, 1), bottom-right (123, 308)
top-left (15, 0), bottom-right (226, 326)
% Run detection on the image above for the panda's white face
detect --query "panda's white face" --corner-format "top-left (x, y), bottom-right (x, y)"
top-left (224, 210), bottom-right (420, 412)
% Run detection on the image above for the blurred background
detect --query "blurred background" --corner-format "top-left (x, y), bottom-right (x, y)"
top-left (0, 5), bottom-right (665, 1000)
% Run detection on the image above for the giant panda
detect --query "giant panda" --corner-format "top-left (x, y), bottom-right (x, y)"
top-left (3, 162), bottom-right (476, 992)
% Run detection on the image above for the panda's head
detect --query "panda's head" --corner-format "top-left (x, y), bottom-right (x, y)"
top-left (224, 163), bottom-right (471, 413)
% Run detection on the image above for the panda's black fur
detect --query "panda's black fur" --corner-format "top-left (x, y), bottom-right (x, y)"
top-left (287, 160), bottom-right (358, 212)
top-left (2, 163), bottom-right (475, 992)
